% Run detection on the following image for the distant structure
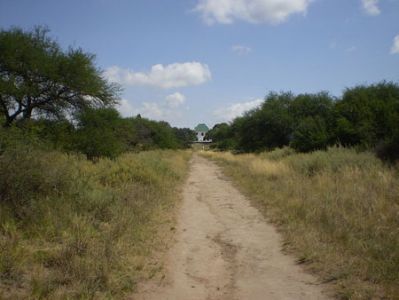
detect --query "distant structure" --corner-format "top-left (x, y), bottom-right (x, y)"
top-left (194, 123), bottom-right (211, 142)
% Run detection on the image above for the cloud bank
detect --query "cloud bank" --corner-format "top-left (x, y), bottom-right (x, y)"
top-left (165, 92), bottom-right (186, 108)
top-left (195, 0), bottom-right (312, 25)
top-left (105, 62), bottom-right (211, 89)
top-left (214, 98), bottom-right (263, 121)
top-left (117, 92), bottom-right (187, 121)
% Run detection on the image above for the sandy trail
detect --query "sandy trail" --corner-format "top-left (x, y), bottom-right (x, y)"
top-left (136, 154), bottom-right (329, 300)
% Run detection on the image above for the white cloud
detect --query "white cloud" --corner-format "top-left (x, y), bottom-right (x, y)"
top-left (214, 98), bottom-right (263, 121)
top-left (165, 92), bottom-right (186, 108)
top-left (232, 45), bottom-right (252, 55)
top-left (361, 0), bottom-right (381, 16)
top-left (118, 94), bottom-right (187, 122)
top-left (139, 101), bottom-right (185, 123)
top-left (117, 98), bottom-right (136, 117)
top-left (195, 0), bottom-right (312, 25)
top-left (391, 35), bottom-right (399, 54)
top-left (141, 102), bottom-right (164, 118)
top-left (105, 62), bottom-right (211, 89)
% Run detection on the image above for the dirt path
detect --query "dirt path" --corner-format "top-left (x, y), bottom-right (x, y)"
top-left (136, 154), bottom-right (329, 300)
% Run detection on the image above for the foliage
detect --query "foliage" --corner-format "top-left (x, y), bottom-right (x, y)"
top-left (173, 127), bottom-right (197, 148)
top-left (208, 82), bottom-right (399, 161)
top-left (75, 108), bottom-right (126, 159)
top-left (205, 123), bottom-right (236, 150)
top-left (289, 92), bottom-right (335, 151)
top-left (0, 111), bottom-right (193, 160)
top-left (208, 91), bottom-right (335, 153)
top-left (0, 26), bottom-right (120, 126)
top-left (122, 116), bottom-right (183, 151)
top-left (236, 92), bottom-right (294, 152)
top-left (335, 81), bottom-right (399, 160)
top-left (290, 116), bottom-right (329, 152)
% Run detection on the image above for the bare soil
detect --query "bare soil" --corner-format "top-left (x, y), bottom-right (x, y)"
top-left (135, 154), bottom-right (330, 300)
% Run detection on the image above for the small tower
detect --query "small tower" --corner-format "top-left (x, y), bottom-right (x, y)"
top-left (194, 123), bottom-right (209, 142)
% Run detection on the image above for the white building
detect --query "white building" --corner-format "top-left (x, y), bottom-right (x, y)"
top-left (194, 123), bottom-right (210, 142)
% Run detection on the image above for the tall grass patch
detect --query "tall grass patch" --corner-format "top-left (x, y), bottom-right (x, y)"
top-left (202, 148), bottom-right (399, 299)
top-left (0, 146), bottom-right (191, 299)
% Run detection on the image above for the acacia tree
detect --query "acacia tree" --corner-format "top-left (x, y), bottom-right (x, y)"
top-left (0, 26), bottom-right (120, 127)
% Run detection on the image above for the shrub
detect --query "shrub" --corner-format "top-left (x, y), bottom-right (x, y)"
top-left (75, 108), bottom-right (126, 159)
top-left (0, 145), bottom-right (74, 214)
top-left (259, 147), bottom-right (295, 161)
top-left (290, 116), bottom-right (329, 152)
top-left (0, 144), bottom-right (191, 298)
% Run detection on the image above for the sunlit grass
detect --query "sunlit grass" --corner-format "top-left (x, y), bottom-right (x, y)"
top-left (201, 148), bottom-right (399, 299)
top-left (0, 148), bottom-right (191, 299)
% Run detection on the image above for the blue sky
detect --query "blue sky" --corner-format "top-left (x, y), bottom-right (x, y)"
top-left (1, 0), bottom-right (398, 128)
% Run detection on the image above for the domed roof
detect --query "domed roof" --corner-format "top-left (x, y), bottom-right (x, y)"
top-left (194, 123), bottom-right (209, 132)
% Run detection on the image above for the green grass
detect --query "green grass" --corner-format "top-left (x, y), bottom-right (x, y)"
top-left (0, 146), bottom-right (191, 299)
top-left (201, 147), bottom-right (399, 299)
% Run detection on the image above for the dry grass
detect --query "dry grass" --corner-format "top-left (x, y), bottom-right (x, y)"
top-left (0, 148), bottom-right (191, 299)
top-left (201, 148), bottom-right (399, 299)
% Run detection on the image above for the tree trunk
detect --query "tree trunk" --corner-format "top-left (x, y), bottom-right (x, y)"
top-left (23, 108), bottom-right (33, 119)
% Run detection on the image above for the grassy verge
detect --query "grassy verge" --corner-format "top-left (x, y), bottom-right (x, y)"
top-left (201, 148), bottom-right (399, 299)
top-left (0, 146), bottom-right (191, 299)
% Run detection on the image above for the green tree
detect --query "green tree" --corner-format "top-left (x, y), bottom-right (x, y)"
top-left (75, 108), bottom-right (124, 159)
top-left (173, 127), bottom-right (196, 148)
top-left (290, 92), bottom-right (334, 123)
top-left (289, 92), bottom-right (335, 150)
top-left (122, 116), bottom-right (182, 150)
top-left (0, 26), bottom-right (120, 127)
top-left (291, 116), bottom-right (329, 152)
top-left (149, 121), bottom-right (180, 149)
top-left (206, 123), bottom-right (236, 150)
top-left (335, 81), bottom-right (399, 150)
top-left (235, 92), bottom-right (294, 152)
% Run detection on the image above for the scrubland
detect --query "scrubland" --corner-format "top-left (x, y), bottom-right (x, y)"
top-left (202, 148), bottom-right (399, 299)
top-left (0, 146), bottom-right (191, 299)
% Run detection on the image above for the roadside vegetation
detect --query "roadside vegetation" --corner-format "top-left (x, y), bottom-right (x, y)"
top-left (0, 26), bottom-right (193, 298)
top-left (206, 82), bottom-right (399, 162)
top-left (202, 148), bottom-right (399, 299)
top-left (204, 72), bottom-right (399, 299)
top-left (0, 140), bottom-right (191, 298)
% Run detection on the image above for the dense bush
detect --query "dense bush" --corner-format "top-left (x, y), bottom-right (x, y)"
top-left (205, 123), bottom-right (236, 150)
top-left (335, 82), bottom-right (399, 147)
top-left (208, 91), bottom-right (336, 153)
top-left (207, 81), bottom-right (399, 161)
top-left (236, 92), bottom-right (295, 152)
top-left (291, 116), bottom-right (329, 152)
top-left (0, 111), bottom-right (195, 160)
top-left (75, 108), bottom-right (126, 159)
top-left (0, 146), bottom-right (74, 209)
top-left (336, 82), bottom-right (399, 161)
